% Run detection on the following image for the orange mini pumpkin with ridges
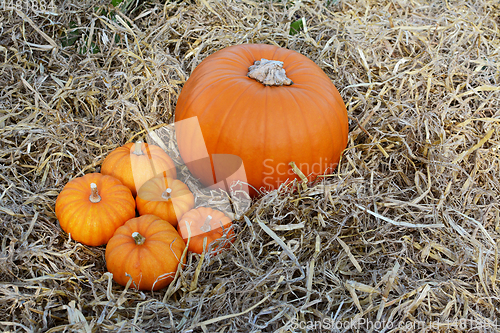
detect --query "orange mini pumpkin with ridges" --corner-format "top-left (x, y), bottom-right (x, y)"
top-left (101, 141), bottom-right (176, 196)
top-left (55, 173), bottom-right (136, 246)
top-left (105, 215), bottom-right (186, 291)
top-left (175, 44), bottom-right (348, 195)
top-left (177, 207), bottom-right (234, 254)
top-left (136, 172), bottom-right (195, 227)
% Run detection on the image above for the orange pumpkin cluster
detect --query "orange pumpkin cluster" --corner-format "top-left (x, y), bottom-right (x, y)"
top-left (55, 141), bottom-right (235, 291)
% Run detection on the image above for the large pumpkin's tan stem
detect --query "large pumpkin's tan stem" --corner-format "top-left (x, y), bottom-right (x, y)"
top-left (247, 59), bottom-right (293, 86)
top-left (161, 188), bottom-right (172, 200)
top-left (133, 141), bottom-right (144, 155)
top-left (132, 232), bottom-right (146, 245)
top-left (89, 183), bottom-right (101, 203)
top-left (200, 215), bottom-right (212, 233)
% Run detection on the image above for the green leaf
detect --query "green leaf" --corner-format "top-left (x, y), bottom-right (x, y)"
top-left (80, 40), bottom-right (100, 55)
top-left (94, 6), bottom-right (107, 15)
top-left (61, 21), bottom-right (81, 47)
top-left (111, 0), bottom-right (124, 7)
top-left (289, 18), bottom-right (304, 36)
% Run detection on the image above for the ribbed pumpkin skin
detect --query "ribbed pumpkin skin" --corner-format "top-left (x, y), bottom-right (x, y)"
top-left (175, 44), bottom-right (348, 195)
top-left (105, 215), bottom-right (186, 291)
top-left (177, 207), bottom-right (234, 254)
top-left (136, 173), bottom-right (195, 227)
top-left (55, 173), bottom-right (136, 246)
top-left (101, 142), bottom-right (176, 196)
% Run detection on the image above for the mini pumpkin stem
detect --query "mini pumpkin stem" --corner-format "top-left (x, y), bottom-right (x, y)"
top-left (161, 188), bottom-right (172, 200)
top-left (133, 141), bottom-right (144, 155)
top-left (132, 232), bottom-right (146, 245)
top-left (199, 215), bottom-right (212, 233)
top-left (89, 183), bottom-right (101, 203)
top-left (247, 59), bottom-right (293, 86)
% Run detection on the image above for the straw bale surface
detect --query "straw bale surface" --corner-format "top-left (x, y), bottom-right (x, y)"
top-left (0, 0), bottom-right (499, 331)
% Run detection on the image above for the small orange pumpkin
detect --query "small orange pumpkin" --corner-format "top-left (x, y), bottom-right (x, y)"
top-left (136, 172), bottom-right (195, 227)
top-left (177, 207), bottom-right (234, 254)
top-left (101, 141), bottom-right (176, 196)
top-left (55, 173), bottom-right (136, 246)
top-left (105, 215), bottom-right (186, 291)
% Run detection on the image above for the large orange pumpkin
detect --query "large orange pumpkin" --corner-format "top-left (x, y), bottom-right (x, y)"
top-left (174, 44), bottom-right (348, 195)
top-left (177, 207), bottom-right (234, 254)
top-left (136, 172), bottom-right (195, 227)
top-left (101, 142), bottom-right (176, 196)
top-left (55, 173), bottom-right (136, 246)
top-left (105, 215), bottom-right (186, 291)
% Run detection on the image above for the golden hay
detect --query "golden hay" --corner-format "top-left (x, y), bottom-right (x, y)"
top-left (0, 0), bottom-right (499, 331)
